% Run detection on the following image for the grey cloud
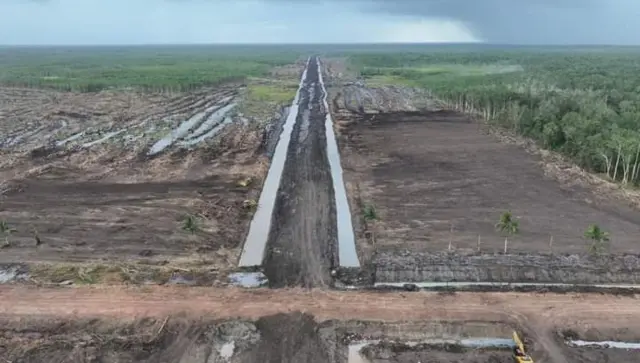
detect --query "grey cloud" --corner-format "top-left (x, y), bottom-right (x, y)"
top-left (5, 0), bottom-right (640, 45)
top-left (272, 0), bottom-right (640, 44)
top-left (365, 0), bottom-right (639, 44)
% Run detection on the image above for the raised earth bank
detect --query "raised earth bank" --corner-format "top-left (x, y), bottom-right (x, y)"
top-left (373, 251), bottom-right (640, 284)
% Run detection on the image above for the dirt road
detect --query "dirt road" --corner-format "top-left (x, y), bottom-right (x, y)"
top-left (263, 56), bottom-right (337, 288)
top-left (1, 286), bottom-right (639, 362)
top-left (0, 286), bottom-right (637, 328)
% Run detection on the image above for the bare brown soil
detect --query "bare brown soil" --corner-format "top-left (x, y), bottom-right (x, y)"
top-left (0, 312), bottom-right (334, 363)
top-left (335, 110), bottom-right (640, 256)
top-left (0, 82), bottom-right (295, 285)
top-left (0, 287), bottom-right (639, 362)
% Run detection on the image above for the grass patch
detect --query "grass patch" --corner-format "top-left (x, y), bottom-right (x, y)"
top-left (181, 214), bottom-right (201, 234)
top-left (363, 204), bottom-right (378, 221)
top-left (247, 83), bottom-right (297, 103)
top-left (365, 75), bottom-right (418, 87)
top-left (30, 264), bottom-right (127, 285)
top-left (239, 78), bottom-right (299, 120)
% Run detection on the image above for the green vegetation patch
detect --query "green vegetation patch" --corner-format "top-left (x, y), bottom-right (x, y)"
top-left (0, 45), bottom-right (304, 92)
top-left (247, 82), bottom-right (297, 104)
top-left (239, 78), bottom-right (299, 121)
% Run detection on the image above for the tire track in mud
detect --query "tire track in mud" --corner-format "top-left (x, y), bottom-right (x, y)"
top-left (262, 56), bottom-right (338, 288)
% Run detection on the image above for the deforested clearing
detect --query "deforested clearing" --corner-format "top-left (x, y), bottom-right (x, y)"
top-left (336, 109), bottom-right (640, 255)
top-left (0, 46), bottom-right (307, 285)
top-left (329, 48), bottom-right (640, 260)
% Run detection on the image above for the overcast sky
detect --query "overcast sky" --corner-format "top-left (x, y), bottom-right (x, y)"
top-left (2, 0), bottom-right (639, 45)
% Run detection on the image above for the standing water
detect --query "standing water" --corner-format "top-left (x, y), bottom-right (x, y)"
top-left (317, 58), bottom-right (360, 268)
top-left (238, 57), bottom-right (312, 267)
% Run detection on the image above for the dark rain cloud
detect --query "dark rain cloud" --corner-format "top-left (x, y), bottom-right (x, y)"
top-left (272, 0), bottom-right (640, 44)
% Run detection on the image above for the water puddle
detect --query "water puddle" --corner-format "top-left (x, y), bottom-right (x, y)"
top-left (148, 101), bottom-right (236, 155)
top-left (56, 131), bottom-right (85, 147)
top-left (228, 272), bottom-right (268, 287)
top-left (348, 338), bottom-right (515, 363)
top-left (317, 58), bottom-right (360, 268)
top-left (0, 266), bottom-right (28, 283)
top-left (219, 341), bottom-right (235, 358)
top-left (238, 57), bottom-right (311, 267)
top-left (81, 129), bottom-right (126, 148)
top-left (372, 281), bottom-right (640, 289)
top-left (349, 342), bottom-right (372, 363)
top-left (568, 340), bottom-right (640, 349)
top-left (7, 125), bottom-right (46, 147)
top-left (184, 103), bottom-right (236, 140)
top-left (179, 116), bottom-right (235, 148)
top-left (167, 274), bottom-right (196, 286)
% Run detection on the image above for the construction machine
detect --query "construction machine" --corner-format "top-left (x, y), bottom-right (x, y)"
top-left (512, 331), bottom-right (534, 362)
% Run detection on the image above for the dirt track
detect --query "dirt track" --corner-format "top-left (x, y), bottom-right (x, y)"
top-left (263, 56), bottom-right (336, 288)
top-left (1, 287), bottom-right (637, 330)
top-left (1, 287), bottom-right (639, 362)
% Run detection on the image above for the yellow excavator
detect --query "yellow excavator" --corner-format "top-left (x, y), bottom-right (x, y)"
top-left (512, 331), bottom-right (534, 362)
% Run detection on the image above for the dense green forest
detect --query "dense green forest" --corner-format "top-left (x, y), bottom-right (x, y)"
top-left (349, 49), bottom-right (640, 186)
top-left (0, 46), bottom-right (302, 92)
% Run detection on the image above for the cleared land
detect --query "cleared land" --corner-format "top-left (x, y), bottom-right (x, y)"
top-left (3, 45), bottom-right (640, 363)
top-left (0, 287), bottom-right (639, 362)
top-left (323, 49), bottom-right (640, 285)
top-left (0, 46), bottom-right (306, 285)
top-left (336, 109), bottom-right (640, 254)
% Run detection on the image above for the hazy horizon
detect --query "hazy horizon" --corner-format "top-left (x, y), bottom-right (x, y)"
top-left (2, 0), bottom-right (640, 46)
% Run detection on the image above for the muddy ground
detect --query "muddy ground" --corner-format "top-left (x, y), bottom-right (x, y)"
top-left (0, 312), bottom-right (337, 363)
top-left (360, 343), bottom-right (513, 363)
top-left (262, 56), bottom-right (337, 288)
top-left (0, 62), bottom-right (304, 285)
top-left (322, 60), bottom-right (640, 285)
top-left (1, 307), bottom-right (637, 363)
top-left (336, 110), bottom-right (640, 255)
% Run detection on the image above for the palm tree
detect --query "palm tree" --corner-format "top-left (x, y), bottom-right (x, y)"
top-left (584, 224), bottom-right (610, 255)
top-left (496, 211), bottom-right (519, 253)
